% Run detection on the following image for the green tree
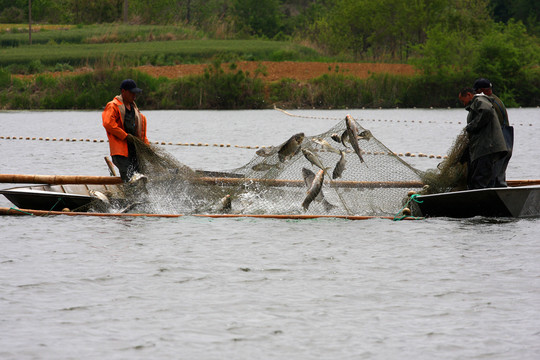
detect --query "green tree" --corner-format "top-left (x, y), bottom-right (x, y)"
top-left (490, 0), bottom-right (540, 36)
top-left (231, 0), bottom-right (283, 38)
top-left (308, 0), bottom-right (450, 61)
top-left (472, 20), bottom-right (540, 104)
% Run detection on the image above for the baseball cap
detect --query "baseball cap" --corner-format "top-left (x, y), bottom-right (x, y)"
top-left (120, 79), bottom-right (142, 93)
top-left (473, 78), bottom-right (492, 91)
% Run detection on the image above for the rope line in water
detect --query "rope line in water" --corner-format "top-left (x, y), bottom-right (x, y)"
top-left (0, 136), bottom-right (449, 160)
top-left (273, 106), bottom-right (534, 127)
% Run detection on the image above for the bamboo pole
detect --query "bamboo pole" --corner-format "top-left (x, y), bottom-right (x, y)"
top-left (507, 180), bottom-right (540, 187)
top-left (0, 207), bottom-right (422, 220)
top-left (1, 173), bottom-right (538, 188)
top-left (104, 157), bottom-right (117, 177)
top-left (0, 174), bottom-right (122, 185)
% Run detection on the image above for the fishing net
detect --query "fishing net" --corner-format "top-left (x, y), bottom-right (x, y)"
top-left (89, 115), bottom-right (437, 216)
top-left (419, 129), bottom-right (468, 194)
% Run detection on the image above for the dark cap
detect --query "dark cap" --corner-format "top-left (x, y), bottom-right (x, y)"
top-left (473, 78), bottom-right (492, 91)
top-left (120, 79), bottom-right (142, 93)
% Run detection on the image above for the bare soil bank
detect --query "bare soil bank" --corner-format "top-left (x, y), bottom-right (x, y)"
top-left (136, 61), bottom-right (418, 81)
top-left (14, 62), bottom-right (417, 81)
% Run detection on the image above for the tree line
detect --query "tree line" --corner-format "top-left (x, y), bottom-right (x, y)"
top-left (2, 1), bottom-right (538, 40)
top-left (1, 0), bottom-right (539, 106)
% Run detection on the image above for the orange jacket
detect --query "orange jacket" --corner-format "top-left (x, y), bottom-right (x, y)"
top-left (102, 95), bottom-right (149, 156)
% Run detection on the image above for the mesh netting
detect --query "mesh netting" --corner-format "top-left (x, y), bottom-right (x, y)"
top-left (92, 116), bottom-right (432, 216)
top-left (419, 128), bottom-right (468, 194)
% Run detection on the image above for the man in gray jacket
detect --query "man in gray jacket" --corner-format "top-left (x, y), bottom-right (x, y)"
top-left (473, 78), bottom-right (513, 187)
top-left (458, 88), bottom-right (508, 189)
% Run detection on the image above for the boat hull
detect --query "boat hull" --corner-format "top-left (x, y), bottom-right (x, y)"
top-left (414, 185), bottom-right (540, 218)
top-left (0, 184), bottom-right (119, 211)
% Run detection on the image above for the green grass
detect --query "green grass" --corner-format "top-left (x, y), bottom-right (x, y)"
top-left (0, 39), bottom-right (322, 69)
top-left (0, 24), bottom-right (204, 47)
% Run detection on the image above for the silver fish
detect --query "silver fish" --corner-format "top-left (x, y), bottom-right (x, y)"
top-left (251, 162), bottom-right (281, 172)
top-left (302, 148), bottom-right (331, 178)
top-left (119, 202), bottom-right (142, 213)
top-left (345, 115), bottom-right (365, 163)
top-left (358, 129), bottom-right (373, 141)
top-left (302, 168), bottom-right (336, 211)
top-left (312, 137), bottom-right (341, 154)
top-left (340, 131), bottom-right (350, 148)
top-left (302, 169), bottom-right (324, 211)
top-left (330, 133), bottom-right (342, 144)
top-left (278, 133), bottom-right (304, 162)
top-left (129, 172), bottom-right (148, 184)
top-left (256, 146), bottom-right (278, 157)
top-left (332, 150), bottom-right (347, 179)
top-left (89, 190), bottom-right (109, 204)
top-left (220, 194), bottom-right (232, 212)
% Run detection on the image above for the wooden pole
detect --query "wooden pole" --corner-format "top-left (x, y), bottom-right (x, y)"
top-left (123, 0), bottom-right (128, 23)
top-left (104, 157), bottom-right (117, 176)
top-left (507, 180), bottom-right (540, 187)
top-left (0, 174), bottom-right (122, 185)
top-left (0, 173), bottom-right (424, 188)
top-left (28, 0), bottom-right (32, 45)
top-left (1, 173), bottom-right (538, 188)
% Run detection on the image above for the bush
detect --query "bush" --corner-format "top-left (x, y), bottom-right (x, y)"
top-left (28, 59), bottom-right (45, 74)
top-left (0, 68), bottom-right (11, 88)
top-left (0, 7), bottom-right (25, 24)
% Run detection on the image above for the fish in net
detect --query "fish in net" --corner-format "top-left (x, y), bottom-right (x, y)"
top-left (88, 115), bottom-right (469, 216)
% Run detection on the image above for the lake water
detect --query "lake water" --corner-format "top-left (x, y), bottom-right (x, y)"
top-left (1, 108), bottom-right (540, 359)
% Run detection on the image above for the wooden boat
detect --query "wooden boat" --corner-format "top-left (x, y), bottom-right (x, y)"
top-left (0, 184), bottom-right (120, 212)
top-left (413, 185), bottom-right (540, 218)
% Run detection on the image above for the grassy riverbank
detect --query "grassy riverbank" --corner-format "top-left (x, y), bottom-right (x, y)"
top-left (1, 24), bottom-right (539, 109)
top-left (1, 63), bottom-right (539, 110)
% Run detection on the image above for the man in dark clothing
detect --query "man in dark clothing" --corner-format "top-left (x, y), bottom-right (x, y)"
top-left (473, 78), bottom-right (513, 187)
top-left (458, 88), bottom-right (508, 189)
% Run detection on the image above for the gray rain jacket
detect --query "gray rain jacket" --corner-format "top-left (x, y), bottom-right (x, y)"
top-left (465, 94), bottom-right (508, 162)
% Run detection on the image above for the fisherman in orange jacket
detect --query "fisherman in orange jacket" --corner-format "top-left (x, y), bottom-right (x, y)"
top-left (102, 79), bottom-right (150, 182)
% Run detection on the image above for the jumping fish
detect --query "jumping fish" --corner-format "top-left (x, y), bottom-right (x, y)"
top-left (340, 131), bottom-right (350, 148)
top-left (278, 133), bottom-right (304, 162)
top-left (256, 146), bottom-right (278, 157)
top-left (312, 137), bottom-right (341, 154)
top-left (302, 168), bottom-right (336, 212)
top-left (302, 148), bottom-right (331, 178)
top-left (220, 194), bottom-right (232, 212)
top-left (251, 162), bottom-right (281, 172)
top-left (330, 133), bottom-right (342, 144)
top-left (302, 169), bottom-right (325, 211)
top-left (119, 202), bottom-right (142, 213)
top-left (345, 115), bottom-right (365, 163)
top-left (332, 150), bottom-right (347, 179)
top-left (358, 129), bottom-right (373, 141)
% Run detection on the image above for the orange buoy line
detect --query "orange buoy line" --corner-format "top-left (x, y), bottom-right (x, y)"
top-left (0, 207), bottom-right (424, 220)
top-left (0, 136), bottom-right (451, 160)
